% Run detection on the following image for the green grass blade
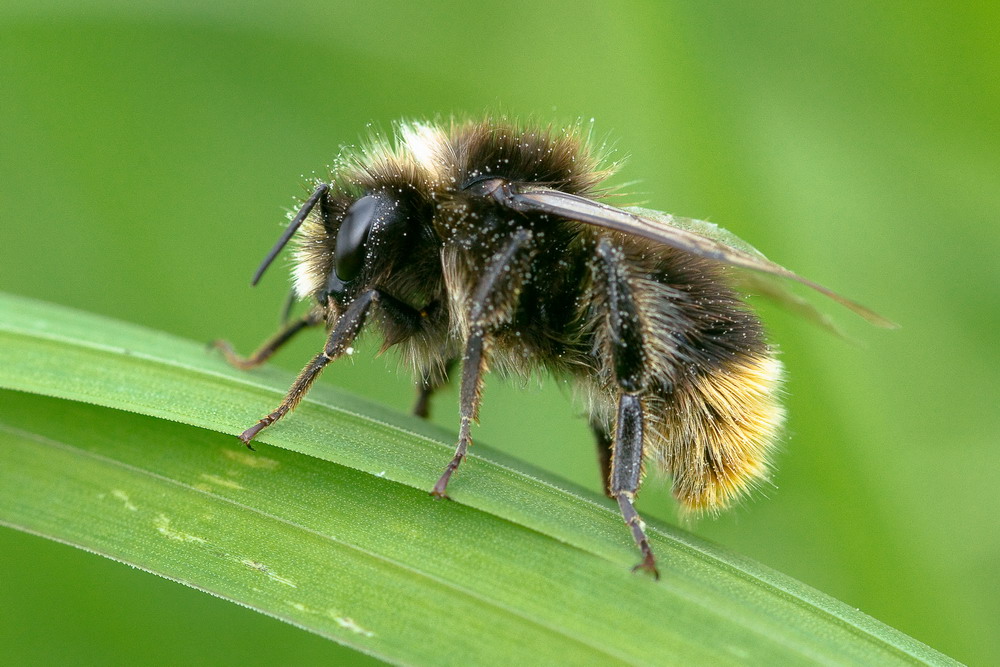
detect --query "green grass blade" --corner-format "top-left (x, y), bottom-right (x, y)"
top-left (0, 394), bottom-right (632, 663)
top-left (0, 292), bottom-right (956, 665)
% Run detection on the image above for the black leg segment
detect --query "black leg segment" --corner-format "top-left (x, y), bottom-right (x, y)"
top-left (611, 394), bottom-right (644, 497)
top-left (590, 419), bottom-right (614, 497)
top-left (413, 358), bottom-right (457, 419)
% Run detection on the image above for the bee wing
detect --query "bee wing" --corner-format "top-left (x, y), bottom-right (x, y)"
top-left (734, 272), bottom-right (852, 339)
top-left (628, 206), bottom-right (852, 338)
top-left (510, 186), bottom-right (897, 328)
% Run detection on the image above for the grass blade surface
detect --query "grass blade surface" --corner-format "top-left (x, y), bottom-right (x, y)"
top-left (0, 293), bottom-right (956, 665)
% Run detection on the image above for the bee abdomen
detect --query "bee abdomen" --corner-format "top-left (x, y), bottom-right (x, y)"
top-left (647, 352), bottom-right (785, 513)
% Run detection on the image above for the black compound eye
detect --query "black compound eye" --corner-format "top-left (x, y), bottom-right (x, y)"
top-left (334, 195), bottom-right (380, 282)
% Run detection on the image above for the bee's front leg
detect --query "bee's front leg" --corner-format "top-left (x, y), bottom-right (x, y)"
top-left (238, 290), bottom-right (376, 447)
top-left (211, 309), bottom-right (324, 370)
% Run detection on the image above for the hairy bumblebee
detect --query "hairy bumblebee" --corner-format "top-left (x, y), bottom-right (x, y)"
top-left (215, 117), bottom-right (893, 578)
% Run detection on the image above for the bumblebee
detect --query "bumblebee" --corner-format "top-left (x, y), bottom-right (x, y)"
top-left (215, 118), bottom-right (892, 577)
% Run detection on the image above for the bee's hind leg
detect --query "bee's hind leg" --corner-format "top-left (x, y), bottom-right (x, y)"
top-left (590, 420), bottom-right (614, 498)
top-left (594, 237), bottom-right (660, 579)
top-left (611, 394), bottom-right (658, 579)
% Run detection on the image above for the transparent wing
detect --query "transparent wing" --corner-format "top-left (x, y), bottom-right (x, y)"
top-left (629, 206), bottom-right (851, 338)
top-left (510, 186), bottom-right (897, 328)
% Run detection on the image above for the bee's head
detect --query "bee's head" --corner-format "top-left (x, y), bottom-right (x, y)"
top-left (313, 186), bottom-right (434, 305)
top-left (252, 131), bottom-right (447, 312)
top-left (321, 191), bottom-right (407, 300)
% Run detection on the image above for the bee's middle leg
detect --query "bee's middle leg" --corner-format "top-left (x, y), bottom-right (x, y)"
top-left (432, 229), bottom-right (534, 498)
top-left (413, 358), bottom-right (457, 419)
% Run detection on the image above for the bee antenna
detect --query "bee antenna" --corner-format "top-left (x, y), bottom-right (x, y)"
top-left (251, 183), bottom-right (329, 286)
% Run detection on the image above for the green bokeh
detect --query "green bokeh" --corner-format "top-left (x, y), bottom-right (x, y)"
top-left (1, 2), bottom-right (996, 664)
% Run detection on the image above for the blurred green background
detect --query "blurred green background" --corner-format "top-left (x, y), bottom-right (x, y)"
top-left (1, 1), bottom-right (996, 664)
